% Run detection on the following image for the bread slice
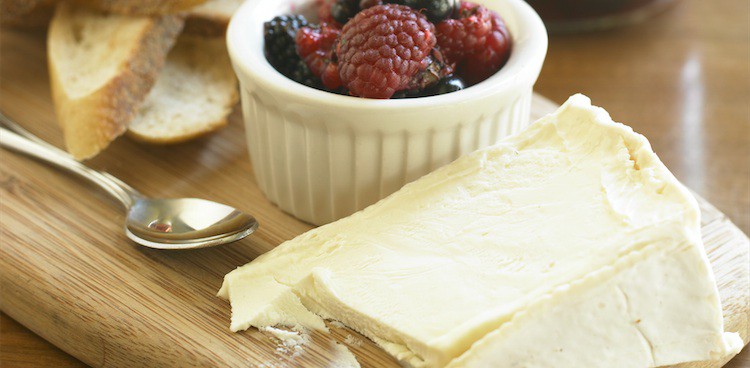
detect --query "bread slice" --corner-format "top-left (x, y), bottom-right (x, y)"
top-left (127, 35), bottom-right (238, 144)
top-left (1, 0), bottom-right (55, 28)
top-left (71, 0), bottom-right (207, 15)
top-left (184, 0), bottom-right (244, 37)
top-left (48, 2), bottom-right (184, 160)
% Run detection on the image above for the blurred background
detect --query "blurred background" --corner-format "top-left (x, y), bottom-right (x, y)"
top-left (533, 0), bottom-right (749, 237)
top-left (527, 0), bottom-right (677, 32)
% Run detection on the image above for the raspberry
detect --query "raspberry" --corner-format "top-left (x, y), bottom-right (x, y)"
top-left (321, 63), bottom-right (344, 91)
top-left (316, 0), bottom-right (337, 24)
top-left (336, 4), bottom-right (437, 99)
top-left (436, 1), bottom-right (511, 84)
top-left (264, 15), bottom-right (318, 87)
top-left (296, 24), bottom-right (343, 90)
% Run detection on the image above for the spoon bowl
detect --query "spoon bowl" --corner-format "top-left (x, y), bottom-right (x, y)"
top-left (126, 198), bottom-right (259, 249)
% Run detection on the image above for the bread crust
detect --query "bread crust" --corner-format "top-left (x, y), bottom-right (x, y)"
top-left (126, 111), bottom-right (236, 145)
top-left (184, 12), bottom-right (229, 37)
top-left (48, 3), bottom-right (185, 159)
top-left (183, 0), bottom-right (244, 37)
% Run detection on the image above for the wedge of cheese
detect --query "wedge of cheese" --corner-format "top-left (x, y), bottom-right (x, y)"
top-left (220, 95), bottom-right (741, 367)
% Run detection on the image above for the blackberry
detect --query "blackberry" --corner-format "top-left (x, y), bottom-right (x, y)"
top-left (394, 75), bottom-right (465, 98)
top-left (264, 15), bottom-right (313, 85)
top-left (328, 87), bottom-right (350, 95)
top-left (331, 0), bottom-right (360, 24)
top-left (409, 51), bottom-right (448, 91)
top-left (290, 59), bottom-right (321, 88)
top-left (359, 0), bottom-right (383, 9)
top-left (391, 89), bottom-right (423, 99)
top-left (383, 0), bottom-right (458, 22)
top-left (428, 74), bottom-right (465, 95)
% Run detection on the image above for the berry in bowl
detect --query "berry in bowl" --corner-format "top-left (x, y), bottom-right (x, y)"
top-left (264, 0), bottom-right (513, 99)
top-left (227, 0), bottom-right (546, 225)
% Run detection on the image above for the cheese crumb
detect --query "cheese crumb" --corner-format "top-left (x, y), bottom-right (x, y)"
top-left (329, 342), bottom-right (361, 368)
top-left (344, 334), bottom-right (363, 347)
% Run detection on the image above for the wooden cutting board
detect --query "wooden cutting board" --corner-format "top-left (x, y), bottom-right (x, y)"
top-left (1, 29), bottom-right (748, 368)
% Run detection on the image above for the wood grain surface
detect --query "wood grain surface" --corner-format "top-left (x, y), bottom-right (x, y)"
top-left (1, 0), bottom-right (749, 365)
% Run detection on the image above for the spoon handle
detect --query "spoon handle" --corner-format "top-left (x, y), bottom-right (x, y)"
top-left (0, 115), bottom-right (141, 198)
top-left (0, 114), bottom-right (139, 209)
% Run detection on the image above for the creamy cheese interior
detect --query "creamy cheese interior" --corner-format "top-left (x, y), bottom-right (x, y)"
top-left (220, 95), bottom-right (741, 367)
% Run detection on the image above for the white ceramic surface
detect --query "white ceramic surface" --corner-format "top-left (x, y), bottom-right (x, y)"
top-left (228, 0), bottom-right (548, 225)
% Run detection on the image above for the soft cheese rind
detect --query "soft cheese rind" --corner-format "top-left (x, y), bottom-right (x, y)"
top-left (220, 94), bottom-right (739, 367)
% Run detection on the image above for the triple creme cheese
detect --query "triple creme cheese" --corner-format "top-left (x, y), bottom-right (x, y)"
top-left (220, 95), bottom-right (742, 367)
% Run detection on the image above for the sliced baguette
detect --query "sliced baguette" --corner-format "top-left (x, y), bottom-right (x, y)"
top-left (48, 2), bottom-right (184, 160)
top-left (71, 0), bottom-right (207, 15)
top-left (127, 35), bottom-right (238, 144)
top-left (184, 0), bottom-right (244, 37)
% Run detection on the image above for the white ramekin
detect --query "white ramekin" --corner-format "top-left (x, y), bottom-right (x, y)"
top-left (227, 0), bottom-right (547, 225)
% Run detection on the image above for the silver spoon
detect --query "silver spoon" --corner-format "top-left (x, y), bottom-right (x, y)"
top-left (0, 114), bottom-right (258, 250)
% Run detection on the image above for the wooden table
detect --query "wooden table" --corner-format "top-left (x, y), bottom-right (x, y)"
top-left (1, 0), bottom-right (748, 366)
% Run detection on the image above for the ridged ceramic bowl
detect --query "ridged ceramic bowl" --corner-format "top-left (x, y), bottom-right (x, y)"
top-left (227, 0), bottom-right (548, 225)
